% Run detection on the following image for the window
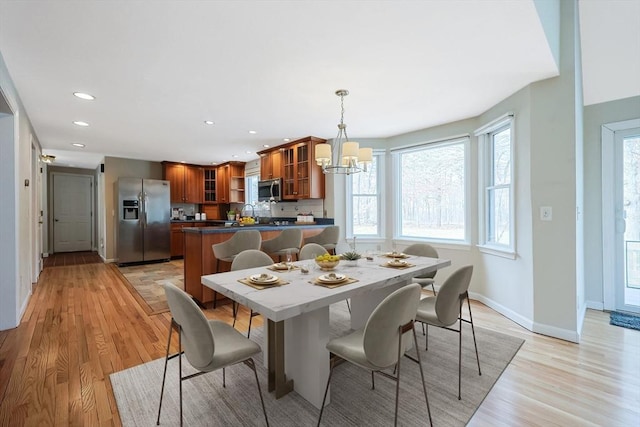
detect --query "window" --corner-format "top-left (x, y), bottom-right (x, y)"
top-left (347, 152), bottom-right (384, 237)
top-left (393, 137), bottom-right (468, 241)
top-left (477, 115), bottom-right (514, 254)
top-left (245, 174), bottom-right (259, 205)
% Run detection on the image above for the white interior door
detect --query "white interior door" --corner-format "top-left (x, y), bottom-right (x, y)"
top-left (615, 128), bottom-right (640, 313)
top-left (53, 173), bottom-right (93, 253)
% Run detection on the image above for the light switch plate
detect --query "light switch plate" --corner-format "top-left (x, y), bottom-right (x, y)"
top-left (540, 206), bottom-right (552, 221)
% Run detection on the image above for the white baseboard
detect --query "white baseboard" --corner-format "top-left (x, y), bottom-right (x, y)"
top-left (532, 322), bottom-right (579, 343)
top-left (43, 252), bottom-right (49, 258)
top-left (468, 291), bottom-right (534, 331)
top-left (468, 290), bottom-right (580, 343)
top-left (585, 300), bottom-right (604, 310)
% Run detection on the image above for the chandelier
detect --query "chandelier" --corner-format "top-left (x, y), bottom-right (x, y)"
top-left (315, 89), bottom-right (372, 175)
top-left (40, 154), bottom-right (56, 164)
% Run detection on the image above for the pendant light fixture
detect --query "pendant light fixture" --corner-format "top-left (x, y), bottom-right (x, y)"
top-left (315, 89), bottom-right (372, 175)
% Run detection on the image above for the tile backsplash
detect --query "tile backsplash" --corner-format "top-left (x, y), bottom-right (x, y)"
top-left (270, 199), bottom-right (325, 218)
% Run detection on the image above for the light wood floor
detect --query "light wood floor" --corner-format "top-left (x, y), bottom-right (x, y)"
top-left (0, 263), bottom-right (638, 426)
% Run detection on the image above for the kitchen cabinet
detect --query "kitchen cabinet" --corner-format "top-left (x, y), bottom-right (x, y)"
top-left (171, 221), bottom-right (206, 258)
top-left (259, 149), bottom-right (282, 180)
top-left (281, 136), bottom-right (325, 199)
top-left (216, 161), bottom-right (245, 203)
top-left (203, 167), bottom-right (217, 203)
top-left (162, 162), bottom-right (203, 203)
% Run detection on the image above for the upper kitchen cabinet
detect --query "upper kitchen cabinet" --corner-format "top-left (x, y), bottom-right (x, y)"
top-left (202, 167), bottom-right (217, 203)
top-left (217, 161), bottom-right (245, 204)
top-left (281, 136), bottom-right (325, 200)
top-left (162, 162), bottom-right (203, 203)
top-left (259, 149), bottom-right (283, 180)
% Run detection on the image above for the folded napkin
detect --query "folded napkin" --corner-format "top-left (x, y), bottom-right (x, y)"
top-left (310, 277), bottom-right (359, 289)
top-left (238, 277), bottom-right (290, 290)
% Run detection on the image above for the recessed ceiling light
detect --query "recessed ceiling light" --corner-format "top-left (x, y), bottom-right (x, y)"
top-left (204, 120), bottom-right (214, 125)
top-left (283, 138), bottom-right (290, 142)
top-left (73, 92), bottom-right (95, 100)
top-left (232, 155), bottom-right (239, 158)
top-left (210, 162), bottom-right (217, 165)
top-left (180, 161), bottom-right (186, 163)
top-left (248, 130), bottom-right (257, 134)
top-left (245, 151), bottom-right (252, 154)
top-left (263, 144), bottom-right (270, 148)
top-left (73, 121), bottom-right (89, 127)
top-left (71, 143), bottom-right (85, 148)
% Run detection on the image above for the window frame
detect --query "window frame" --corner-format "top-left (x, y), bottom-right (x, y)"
top-left (391, 136), bottom-right (471, 245)
top-left (476, 114), bottom-right (516, 258)
top-left (346, 150), bottom-right (386, 240)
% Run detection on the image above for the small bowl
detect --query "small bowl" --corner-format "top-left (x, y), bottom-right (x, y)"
top-left (315, 259), bottom-right (340, 270)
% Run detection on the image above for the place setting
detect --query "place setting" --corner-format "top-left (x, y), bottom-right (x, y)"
top-left (237, 273), bottom-right (290, 290)
top-left (381, 251), bottom-right (411, 259)
top-left (381, 258), bottom-right (415, 269)
top-left (310, 272), bottom-right (358, 289)
top-left (267, 262), bottom-right (300, 272)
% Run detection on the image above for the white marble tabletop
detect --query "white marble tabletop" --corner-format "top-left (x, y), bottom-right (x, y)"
top-left (201, 255), bottom-right (451, 322)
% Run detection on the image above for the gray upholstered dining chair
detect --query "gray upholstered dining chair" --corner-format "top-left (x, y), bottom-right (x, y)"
top-left (261, 228), bottom-right (303, 261)
top-left (230, 249), bottom-right (274, 338)
top-left (404, 243), bottom-right (439, 296)
top-left (211, 229), bottom-right (262, 308)
top-left (317, 283), bottom-right (432, 427)
top-left (304, 225), bottom-right (339, 254)
top-left (157, 284), bottom-right (269, 427)
top-left (415, 265), bottom-right (481, 400)
top-left (299, 242), bottom-right (328, 260)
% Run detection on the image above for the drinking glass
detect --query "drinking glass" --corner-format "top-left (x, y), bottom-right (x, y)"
top-left (286, 250), bottom-right (292, 272)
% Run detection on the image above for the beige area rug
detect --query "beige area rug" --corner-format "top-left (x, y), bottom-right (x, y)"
top-left (114, 260), bottom-right (184, 315)
top-left (111, 304), bottom-right (524, 426)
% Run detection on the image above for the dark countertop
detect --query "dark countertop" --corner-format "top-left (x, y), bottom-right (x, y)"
top-left (172, 217), bottom-right (334, 225)
top-left (182, 223), bottom-right (331, 234)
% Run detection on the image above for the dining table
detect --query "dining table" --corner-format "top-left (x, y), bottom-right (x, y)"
top-left (201, 253), bottom-right (451, 409)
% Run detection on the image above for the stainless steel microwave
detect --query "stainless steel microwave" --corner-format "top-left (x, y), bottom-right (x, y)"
top-left (258, 178), bottom-right (282, 202)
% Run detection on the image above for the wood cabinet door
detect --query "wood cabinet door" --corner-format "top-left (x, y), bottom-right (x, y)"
top-left (271, 150), bottom-right (282, 179)
top-left (295, 142), bottom-right (311, 198)
top-left (203, 168), bottom-right (217, 203)
top-left (164, 163), bottom-right (185, 202)
top-left (217, 164), bottom-right (229, 203)
top-left (282, 146), bottom-right (297, 199)
top-left (185, 166), bottom-right (203, 203)
top-left (260, 154), bottom-right (272, 180)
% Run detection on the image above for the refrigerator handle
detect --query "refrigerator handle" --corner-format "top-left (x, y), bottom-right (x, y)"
top-left (142, 192), bottom-right (148, 228)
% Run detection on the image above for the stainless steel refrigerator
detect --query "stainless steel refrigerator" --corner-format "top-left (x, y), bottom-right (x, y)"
top-left (116, 178), bottom-right (171, 265)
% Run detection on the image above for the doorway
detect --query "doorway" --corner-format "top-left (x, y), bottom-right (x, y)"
top-left (52, 173), bottom-right (94, 252)
top-left (603, 119), bottom-right (640, 313)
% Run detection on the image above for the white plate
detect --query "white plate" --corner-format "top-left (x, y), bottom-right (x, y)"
top-left (249, 274), bottom-right (279, 284)
top-left (272, 263), bottom-right (289, 270)
top-left (385, 252), bottom-right (408, 258)
top-left (317, 273), bottom-right (347, 284)
top-left (387, 260), bottom-right (408, 267)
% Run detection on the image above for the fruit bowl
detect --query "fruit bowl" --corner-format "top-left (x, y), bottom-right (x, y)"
top-left (315, 258), bottom-right (340, 270)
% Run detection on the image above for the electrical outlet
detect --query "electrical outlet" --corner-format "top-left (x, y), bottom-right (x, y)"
top-left (540, 206), bottom-right (552, 221)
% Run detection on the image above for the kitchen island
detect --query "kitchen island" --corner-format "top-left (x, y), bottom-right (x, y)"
top-left (182, 223), bottom-right (333, 305)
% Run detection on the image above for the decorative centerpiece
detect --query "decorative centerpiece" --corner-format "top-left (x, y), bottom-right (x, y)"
top-left (227, 209), bottom-right (236, 221)
top-left (315, 254), bottom-right (341, 270)
top-left (341, 251), bottom-right (362, 267)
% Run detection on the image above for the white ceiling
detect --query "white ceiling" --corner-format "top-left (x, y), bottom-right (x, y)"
top-left (0, 1), bottom-right (637, 169)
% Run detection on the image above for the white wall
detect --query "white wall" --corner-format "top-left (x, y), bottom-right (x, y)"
top-left (0, 51), bottom-right (41, 330)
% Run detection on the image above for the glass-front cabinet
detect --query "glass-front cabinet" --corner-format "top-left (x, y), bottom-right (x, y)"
top-left (203, 168), bottom-right (217, 203)
top-left (281, 136), bottom-right (325, 200)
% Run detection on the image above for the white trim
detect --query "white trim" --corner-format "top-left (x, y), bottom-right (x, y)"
top-left (532, 322), bottom-right (579, 343)
top-left (394, 238), bottom-right (472, 252)
top-left (389, 133), bottom-right (469, 153)
top-left (18, 288), bottom-right (31, 322)
top-left (601, 118), bottom-right (640, 311)
top-left (468, 291), bottom-right (534, 331)
top-left (477, 245), bottom-right (517, 259)
top-left (346, 151), bottom-right (385, 239)
top-left (473, 112), bottom-right (514, 135)
top-left (585, 300), bottom-right (604, 310)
